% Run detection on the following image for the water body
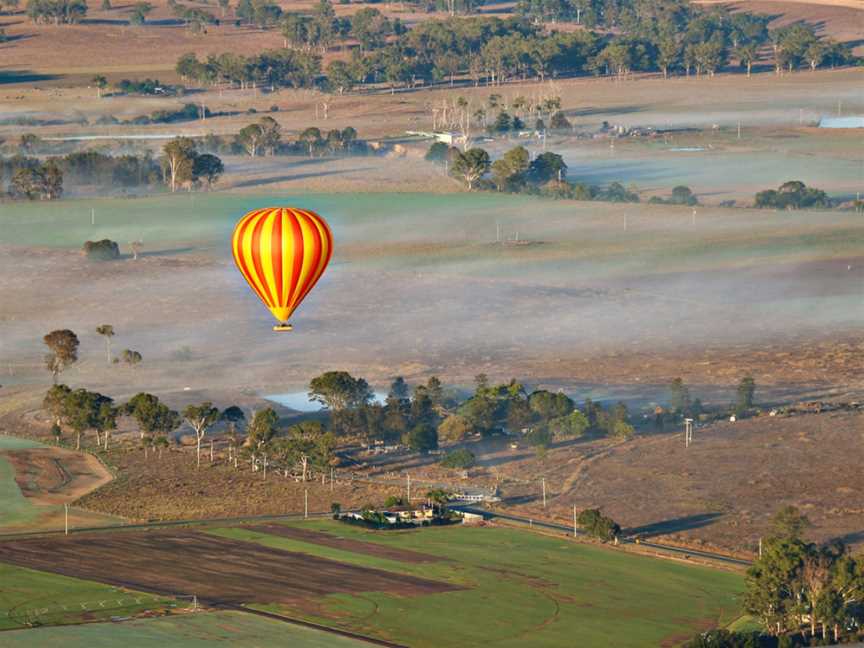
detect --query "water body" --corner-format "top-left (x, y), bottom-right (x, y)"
top-left (264, 391), bottom-right (388, 412)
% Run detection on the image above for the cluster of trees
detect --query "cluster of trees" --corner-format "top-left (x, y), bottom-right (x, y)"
top-left (44, 384), bottom-right (116, 450)
top-left (113, 78), bottom-right (175, 96)
top-left (1, 149), bottom-right (166, 199)
top-left (171, 5), bottom-right (852, 96)
top-left (310, 372), bottom-right (443, 453)
top-left (176, 49), bottom-right (321, 90)
top-left (428, 142), bottom-right (641, 203)
top-left (440, 447), bottom-right (476, 469)
top-left (755, 181), bottom-right (831, 210)
top-left (577, 508), bottom-right (621, 542)
top-left (26, 0), bottom-right (86, 24)
top-left (649, 185), bottom-right (698, 206)
top-left (228, 117), bottom-right (363, 158)
top-left (742, 507), bottom-right (864, 645)
top-left (0, 158), bottom-right (62, 200)
top-left (160, 137), bottom-right (224, 191)
top-left (305, 371), bottom-right (636, 454)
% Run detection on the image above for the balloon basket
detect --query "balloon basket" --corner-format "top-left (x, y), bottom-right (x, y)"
top-left (273, 323), bottom-right (293, 332)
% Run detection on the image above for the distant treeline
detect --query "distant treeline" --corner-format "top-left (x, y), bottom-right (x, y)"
top-left (0, 151), bottom-right (162, 200)
top-left (170, 3), bottom-right (855, 95)
top-left (200, 117), bottom-right (367, 157)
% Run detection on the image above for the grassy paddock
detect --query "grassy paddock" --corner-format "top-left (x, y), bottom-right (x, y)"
top-left (0, 609), bottom-right (367, 647)
top-left (214, 521), bottom-right (745, 647)
top-left (0, 562), bottom-right (181, 631)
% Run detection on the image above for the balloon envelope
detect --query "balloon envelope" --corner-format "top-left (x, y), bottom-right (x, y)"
top-left (231, 207), bottom-right (333, 327)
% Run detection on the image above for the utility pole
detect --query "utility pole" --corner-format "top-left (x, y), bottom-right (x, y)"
top-left (684, 418), bottom-right (694, 448)
top-left (573, 504), bottom-right (577, 538)
top-left (407, 474), bottom-right (411, 503)
top-left (210, 440), bottom-right (214, 463)
top-left (542, 477), bottom-right (546, 509)
top-left (330, 467), bottom-right (334, 492)
top-left (90, 208), bottom-right (95, 226)
top-left (64, 503), bottom-right (69, 535)
top-left (304, 489), bottom-right (308, 519)
top-left (737, 121), bottom-right (741, 140)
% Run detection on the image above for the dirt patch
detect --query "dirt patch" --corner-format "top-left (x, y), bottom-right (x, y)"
top-left (501, 410), bottom-right (864, 554)
top-left (0, 530), bottom-right (462, 607)
top-left (247, 524), bottom-right (447, 564)
top-left (1, 446), bottom-right (112, 505)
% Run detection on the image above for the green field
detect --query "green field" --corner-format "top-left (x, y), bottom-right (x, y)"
top-left (0, 436), bottom-right (45, 529)
top-left (0, 610), bottom-right (368, 647)
top-left (211, 521), bottom-right (745, 648)
top-left (0, 562), bottom-right (180, 630)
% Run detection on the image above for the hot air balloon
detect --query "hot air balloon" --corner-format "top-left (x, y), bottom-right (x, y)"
top-left (231, 207), bottom-right (333, 331)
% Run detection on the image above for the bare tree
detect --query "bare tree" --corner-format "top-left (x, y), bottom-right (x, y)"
top-left (95, 324), bottom-right (114, 364)
top-left (183, 402), bottom-right (221, 468)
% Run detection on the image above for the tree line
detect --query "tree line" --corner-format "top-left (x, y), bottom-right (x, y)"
top-left (172, 4), bottom-right (854, 95)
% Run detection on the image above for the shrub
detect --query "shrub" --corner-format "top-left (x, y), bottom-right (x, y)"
top-left (440, 448), bottom-right (476, 469)
top-left (82, 239), bottom-right (120, 261)
top-left (425, 141), bottom-right (449, 163)
top-left (577, 508), bottom-right (620, 542)
top-left (384, 495), bottom-right (406, 507)
top-left (755, 180), bottom-right (831, 209)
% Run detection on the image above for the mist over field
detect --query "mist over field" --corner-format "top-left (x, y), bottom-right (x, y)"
top-left (2, 192), bottom-right (862, 404)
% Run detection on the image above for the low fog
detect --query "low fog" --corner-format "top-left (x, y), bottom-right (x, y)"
top-left (2, 188), bottom-right (862, 406)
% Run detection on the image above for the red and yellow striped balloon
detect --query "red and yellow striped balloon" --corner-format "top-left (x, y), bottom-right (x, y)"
top-left (231, 207), bottom-right (333, 330)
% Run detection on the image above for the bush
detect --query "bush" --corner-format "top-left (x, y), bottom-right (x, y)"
top-left (425, 141), bottom-right (449, 163)
top-left (440, 448), bottom-right (475, 469)
top-left (384, 495), bottom-right (406, 507)
top-left (755, 181), bottom-right (831, 209)
top-left (82, 239), bottom-right (120, 261)
top-left (577, 508), bottom-right (620, 542)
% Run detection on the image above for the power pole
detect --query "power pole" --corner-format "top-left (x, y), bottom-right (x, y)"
top-left (330, 467), bottom-right (334, 492)
top-left (64, 503), bottom-right (69, 535)
top-left (758, 537), bottom-right (762, 558)
top-left (304, 489), bottom-right (308, 519)
top-left (573, 504), bottom-right (577, 538)
top-left (90, 208), bottom-right (95, 226)
top-left (684, 418), bottom-right (694, 448)
top-left (542, 477), bottom-right (546, 508)
top-left (407, 474), bottom-right (411, 503)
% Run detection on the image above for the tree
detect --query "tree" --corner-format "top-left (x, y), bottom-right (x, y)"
top-left (121, 349), bottom-right (142, 367)
top-left (491, 146), bottom-right (529, 192)
top-left (192, 153), bottom-right (224, 188)
top-left (125, 393), bottom-right (180, 448)
top-left (549, 111), bottom-right (570, 130)
top-left (528, 390), bottom-right (573, 421)
top-left (770, 506), bottom-right (811, 541)
top-left (221, 405), bottom-right (246, 464)
top-left (309, 371), bottom-right (372, 411)
top-left (325, 60), bottom-right (355, 95)
top-left (451, 148), bottom-right (490, 190)
top-left (299, 127), bottom-right (322, 157)
top-left (26, 0), bottom-right (87, 24)
top-left (44, 384), bottom-right (72, 427)
top-left (162, 137), bottom-right (196, 192)
top-left (95, 324), bottom-right (114, 365)
top-left (63, 389), bottom-right (113, 450)
top-left (130, 1), bottom-right (153, 25)
top-left (440, 448), bottom-right (475, 469)
top-left (577, 508), bottom-right (620, 542)
top-left (258, 116), bottom-right (282, 155)
top-left (736, 375), bottom-right (756, 414)
top-left (528, 152), bottom-right (566, 184)
top-left (669, 378), bottom-right (691, 416)
top-left (43, 329), bottom-right (79, 383)
top-left (183, 402), bottom-right (221, 468)
top-left (437, 414), bottom-right (473, 443)
top-left (548, 410), bottom-right (589, 438)
top-left (670, 185), bottom-right (698, 205)
top-left (406, 422), bottom-right (438, 453)
top-left (247, 407), bottom-right (279, 450)
top-left (92, 75), bottom-right (108, 98)
top-left (426, 141), bottom-right (449, 163)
